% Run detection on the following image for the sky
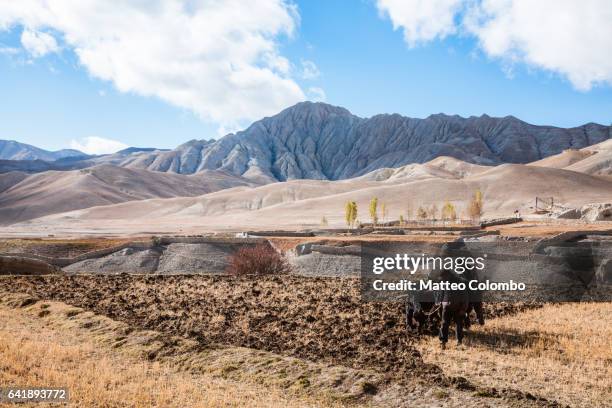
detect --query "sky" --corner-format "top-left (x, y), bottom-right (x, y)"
top-left (0, 0), bottom-right (611, 154)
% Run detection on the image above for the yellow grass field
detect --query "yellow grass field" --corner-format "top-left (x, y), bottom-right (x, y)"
top-left (418, 303), bottom-right (612, 408)
top-left (0, 302), bottom-right (345, 408)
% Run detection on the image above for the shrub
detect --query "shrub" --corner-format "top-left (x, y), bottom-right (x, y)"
top-left (226, 244), bottom-right (290, 276)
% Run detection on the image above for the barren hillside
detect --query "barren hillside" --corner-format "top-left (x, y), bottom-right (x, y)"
top-left (0, 165), bottom-right (255, 225)
top-left (10, 160), bottom-right (612, 233)
top-left (530, 139), bottom-right (612, 176)
top-left (0, 171), bottom-right (29, 193)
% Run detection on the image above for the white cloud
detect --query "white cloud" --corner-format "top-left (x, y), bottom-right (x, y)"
top-left (464, 0), bottom-right (612, 90)
top-left (0, 0), bottom-right (311, 126)
top-left (0, 46), bottom-right (19, 55)
top-left (376, 0), bottom-right (612, 90)
top-left (20, 28), bottom-right (58, 57)
top-left (307, 87), bottom-right (326, 102)
top-left (301, 59), bottom-right (320, 79)
top-left (376, 0), bottom-right (462, 47)
top-left (70, 136), bottom-right (128, 155)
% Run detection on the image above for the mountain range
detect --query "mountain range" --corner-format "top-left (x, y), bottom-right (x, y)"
top-left (6, 149), bottom-right (612, 231)
top-left (1, 102), bottom-right (611, 230)
top-left (3, 102), bottom-right (610, 182)
top-left (0, 140), bottom-right (87, 161)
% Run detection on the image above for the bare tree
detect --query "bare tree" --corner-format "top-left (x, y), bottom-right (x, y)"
top-left (320, 216), bottom-right (329, 227)
top-left (417, 206), bottom-right (428, 221)
top-left (429, 203), bottom-right (439, 225)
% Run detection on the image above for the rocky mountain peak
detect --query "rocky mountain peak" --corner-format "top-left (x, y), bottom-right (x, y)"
top-left (7, 103), bottom-right (610, 183)
top-left (277, 101), bottom-right (353, 118)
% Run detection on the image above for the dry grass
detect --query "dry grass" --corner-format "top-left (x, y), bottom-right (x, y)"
top-left (418, 302), bottom-right (612, 408)
top-left (0, 304), bottom-right (347, 408)
top-left (0, 297), bottom-right (546, 408)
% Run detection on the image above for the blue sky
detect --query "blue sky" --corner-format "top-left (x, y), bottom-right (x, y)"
top-left (0, 0), bottom-right (611, 153)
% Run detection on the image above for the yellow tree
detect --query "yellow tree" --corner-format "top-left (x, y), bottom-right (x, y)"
top-left (345, 201), bottom-right (353, 228)
top-left (381, 202), bottom-right (388, 224)
top-left (369, 197), bottom-right (378, 227)
top-left (468, 189), bottom-right (484, 222)
top-left (441, 201), bottom-right (457, 225)
top-left (345, 201), bottom-right (358, 229)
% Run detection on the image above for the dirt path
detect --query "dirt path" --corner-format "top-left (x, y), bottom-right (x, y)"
top-left (0, 238), bottom-right (135, 258)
